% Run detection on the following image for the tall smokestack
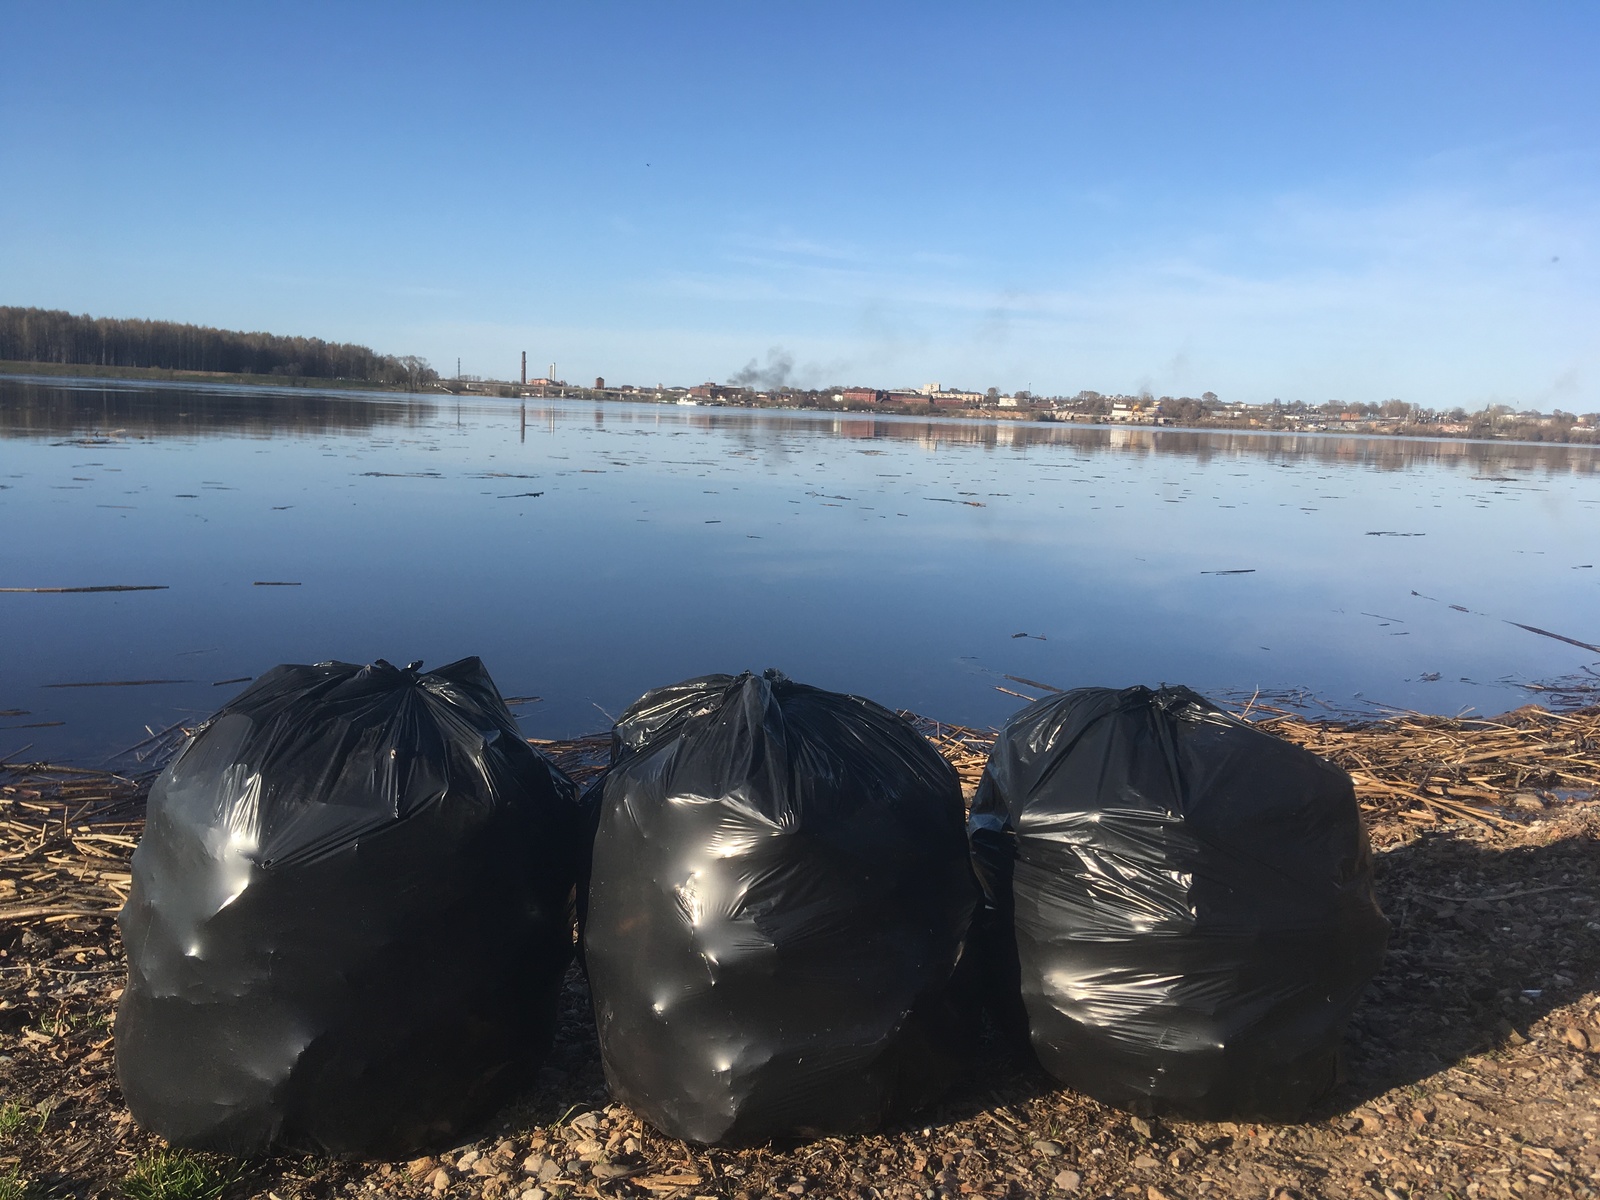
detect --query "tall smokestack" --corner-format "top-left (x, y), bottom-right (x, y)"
top-left (550, 363), bottom-right (556, 383)
top-left (521, 351), bottom-right (526, 386)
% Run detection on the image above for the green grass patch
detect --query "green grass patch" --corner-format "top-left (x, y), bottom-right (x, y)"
top-left (120, 1151), bottom-right (239, 1200)
top-left (0, 1101), bottom-right (24, 1137)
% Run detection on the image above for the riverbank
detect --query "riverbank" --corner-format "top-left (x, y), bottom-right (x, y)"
top-left (7, 366), bottom-right (1596, 447)
top-left (2, 705), bottom-right (1598, 1200)
top-left (0, 360), bottom-right (423, 393)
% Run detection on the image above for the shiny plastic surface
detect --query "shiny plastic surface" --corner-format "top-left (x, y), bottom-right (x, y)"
top-left (115, 657), bottom-right (582, 1158)
top-left (584, 670), bottom-right (978, 1145)
top-left (969, 685), bottom-right (1387, 1120)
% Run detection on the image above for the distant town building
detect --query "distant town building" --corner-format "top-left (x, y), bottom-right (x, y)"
top-left (840, 387), bottom-right (882, 404)
top-left (688, 382), bottom-right (745, 400)
top-left (594, 377), bottom-right (605, 389)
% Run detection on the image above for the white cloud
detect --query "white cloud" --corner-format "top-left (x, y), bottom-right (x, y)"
top-left (406, 148), bottom-right (1600, 408)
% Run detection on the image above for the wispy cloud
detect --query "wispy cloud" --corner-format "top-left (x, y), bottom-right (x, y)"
top-left (620, 153), bottom-right (1598, 406)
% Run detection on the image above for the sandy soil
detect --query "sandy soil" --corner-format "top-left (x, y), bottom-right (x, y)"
top-left (2, 722), bottom-right (1597, 1200)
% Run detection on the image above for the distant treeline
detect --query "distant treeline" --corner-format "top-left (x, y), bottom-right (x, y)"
top-left (0, 306), bottom-right (437, 387)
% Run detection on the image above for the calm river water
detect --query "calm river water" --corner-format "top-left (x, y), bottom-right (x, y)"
top-left (3, 375), bottom-right (1598, 764)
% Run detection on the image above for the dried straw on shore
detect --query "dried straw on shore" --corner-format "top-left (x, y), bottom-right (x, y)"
top-left (4, 704), bottom-right (1595, 929)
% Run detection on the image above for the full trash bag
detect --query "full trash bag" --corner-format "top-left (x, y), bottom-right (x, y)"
top-left (583, 670), bottom-right (978, 1145)
top-left (115, 658), bottom-right (583, 1158)
top-left (968, 684), bottom-right (1387, 1120)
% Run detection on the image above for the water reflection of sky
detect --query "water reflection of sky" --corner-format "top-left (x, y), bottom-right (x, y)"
top-left (3, 376), bottom-right (1598, 764)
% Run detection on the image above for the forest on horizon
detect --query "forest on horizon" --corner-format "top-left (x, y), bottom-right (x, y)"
top-left (0, 306), bottom-right (438, 387)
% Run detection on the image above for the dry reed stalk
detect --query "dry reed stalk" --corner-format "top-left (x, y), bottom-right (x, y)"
top-left (2, 704), bottom-right (1595, 930)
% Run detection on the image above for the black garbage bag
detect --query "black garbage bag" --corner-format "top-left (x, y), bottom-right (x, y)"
top-left (115, 657), bottom-right (583, 1158)
top-left (969, 685), bottom-right (1387, 1120)
top-left (583, 670), bottom-right (978, 1145)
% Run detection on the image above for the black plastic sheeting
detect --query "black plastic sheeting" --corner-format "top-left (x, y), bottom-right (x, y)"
top-left (116, 658), bottom-right (583, 1159)
top-left (969, 685), bottom-right (1387, 1120)
top-left (583, 670), bottom-right (978, 1145)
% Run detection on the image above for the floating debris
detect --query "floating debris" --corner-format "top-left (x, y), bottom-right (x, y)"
top-left (42, 679), bottom-right (189, 689)
top-left (1004, 674), bottom-right (1064, 693)
top-left (994, 685), bottom-right (1039, 701)
top-left (1506, 621), bottom-right (1600, 655)
top-left (0, 585), bottom-right (168, 594)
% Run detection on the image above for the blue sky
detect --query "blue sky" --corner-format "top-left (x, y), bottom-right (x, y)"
top-left (4, 2), bottom-right (1598, 408)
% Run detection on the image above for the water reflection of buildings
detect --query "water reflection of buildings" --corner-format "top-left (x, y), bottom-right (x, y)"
top-left (9, 377), bottom-right (1596, 478)
top-left (536, 402), bottom-right (1600, 475)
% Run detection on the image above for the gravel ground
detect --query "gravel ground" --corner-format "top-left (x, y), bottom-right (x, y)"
top-left (2, 736), bottom-right (1597, 1200)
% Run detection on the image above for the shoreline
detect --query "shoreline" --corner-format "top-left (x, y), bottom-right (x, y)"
top-left (0, 360), bottom-right (419, 394)
top-left (4, 364), bottom-right (1597, 448)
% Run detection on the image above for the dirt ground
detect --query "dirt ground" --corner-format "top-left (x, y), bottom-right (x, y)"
top-left (2, 712), bottom-right (1597, 1200)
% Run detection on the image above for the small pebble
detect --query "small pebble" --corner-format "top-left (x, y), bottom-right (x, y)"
top-left (521, 1154), bottom-right (549, 1176)
top-left (455, 1151), bottom-right (480, 1170)
top-left (1130, 1116), bottom-right (1154, 1139)
top-left (1054, 1170), bottom-right (1082, 1192)
top-left (520, 1190), bottom-right (548, 1200)
top-left (1133, 1155), bottom-right (1161, 1170)
top-left (1034, 1140), bottom-right (1064, 1157)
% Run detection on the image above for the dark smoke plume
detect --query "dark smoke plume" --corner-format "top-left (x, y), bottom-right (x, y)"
top-left (730, 346), bottom-right (795, 390)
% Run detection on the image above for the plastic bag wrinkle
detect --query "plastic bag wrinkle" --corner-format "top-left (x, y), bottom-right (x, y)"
top-left (584, 670), bottom-right (978, 1145)
top-left (969, 683), bottom-right (1387, 1120)
top-left (117, 656), bottom-right (582, 1158)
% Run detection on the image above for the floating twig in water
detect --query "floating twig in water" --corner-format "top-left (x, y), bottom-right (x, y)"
top-left (1005, 674), bottom-right (1063, 693)
top-left (994, 685), bottom-right (1038, 701)
top-left (1505, 621), bottom-right (1600, 656)
top-left (0, 585), bottom-right (168, 594)
top-left (43, 679), bottom-right (189, 689)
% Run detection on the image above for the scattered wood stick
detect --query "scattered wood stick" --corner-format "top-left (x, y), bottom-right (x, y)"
top-left (0, 585), bottom-right (168, 593)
